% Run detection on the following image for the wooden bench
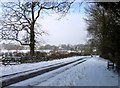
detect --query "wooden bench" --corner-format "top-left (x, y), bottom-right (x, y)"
top-left (2, 56), bottom-right (22, 65)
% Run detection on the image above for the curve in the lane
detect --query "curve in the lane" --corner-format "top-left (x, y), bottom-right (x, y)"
top-left (32, 60), bottom-right (86, 86)
top-left (1, 62), bottom-right (63, 78)
top-left (2, 57), bottom-right (88, 87)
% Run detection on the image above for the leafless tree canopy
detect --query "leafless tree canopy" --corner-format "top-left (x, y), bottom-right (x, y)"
top-left (0, 0), bottom-right (74, 55)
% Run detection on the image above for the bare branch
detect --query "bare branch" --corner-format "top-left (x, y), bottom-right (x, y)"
top-left (35, 3), bottom-right (42, 22)
top-left (0, 0), bottom-right (75, 55)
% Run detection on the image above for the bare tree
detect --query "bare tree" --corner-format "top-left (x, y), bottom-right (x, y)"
top-left (0, 0), bottom-right (74, 56)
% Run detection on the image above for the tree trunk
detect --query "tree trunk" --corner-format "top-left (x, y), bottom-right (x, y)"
top-left (30, 2), bottom-right (35, 56)
top-left (30, 25), bottom-right (35, 56)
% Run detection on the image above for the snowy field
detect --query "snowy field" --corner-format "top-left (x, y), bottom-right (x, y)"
top-left (6, 56), bottom-right (118, 87)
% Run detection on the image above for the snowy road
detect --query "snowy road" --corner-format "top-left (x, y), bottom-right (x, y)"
top-left (1, 56), bottom-right (87, 76)
top-left (1, 56), bottom-right (118, 87)
top-left (1, 56), bottom-right (88, 87)
top-left (10, 57), bottom-right (118, 87)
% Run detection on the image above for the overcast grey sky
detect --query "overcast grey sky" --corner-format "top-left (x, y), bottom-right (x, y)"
top-left (38, 2), bottom-right (88, 46)
top-left (39, 13), bottom-right (88, 45)
top-left (0, 1), bottom-right (88, 46)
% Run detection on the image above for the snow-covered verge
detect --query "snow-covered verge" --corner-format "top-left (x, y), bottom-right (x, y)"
top-left (10, 57), bottom-right (118, 86)
top-left (0, 56), bottom-right (89, 76)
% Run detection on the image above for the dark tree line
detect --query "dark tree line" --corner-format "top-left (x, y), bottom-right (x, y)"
top-left (85, 2), bottom-right (120, 67)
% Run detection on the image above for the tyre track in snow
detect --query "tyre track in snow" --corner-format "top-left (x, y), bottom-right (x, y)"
top-left (1, 62), bottom-right (63, 78)
top-left (1, 57), bottom-right (88, 87)
top-left (30, 59), bottom-right (87, 86)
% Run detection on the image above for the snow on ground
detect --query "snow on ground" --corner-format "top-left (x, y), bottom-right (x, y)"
top-left (10, 57), bottom-right (118, 86)
top-left (1, 56), bottom-right (88, 76)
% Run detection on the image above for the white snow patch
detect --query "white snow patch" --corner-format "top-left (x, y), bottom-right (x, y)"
top-left (36, 57), bottom-right (118, 86)
top-left (1, 56), bottom-right (87, 76)
top-left (10, 57), bottom-right (118, 86)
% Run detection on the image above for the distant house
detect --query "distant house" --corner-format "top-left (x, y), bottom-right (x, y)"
top-left (57, 50), bottom-right (68, 54)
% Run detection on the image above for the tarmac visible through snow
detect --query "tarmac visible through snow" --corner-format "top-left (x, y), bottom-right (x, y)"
top-left (0, 56), bottom-right (118, 87)
top-left (1, 56), bottom-right (88, 87)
